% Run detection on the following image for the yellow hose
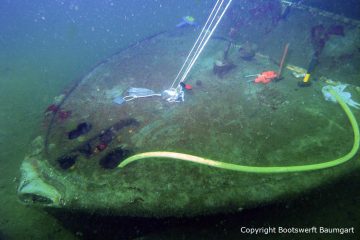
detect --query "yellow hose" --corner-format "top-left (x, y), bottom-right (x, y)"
top-left (118, 89), bottom-right (359, 173)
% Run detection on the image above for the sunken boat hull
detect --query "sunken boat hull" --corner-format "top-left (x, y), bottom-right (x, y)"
top-left (17, 11), bottom-right (360, 217)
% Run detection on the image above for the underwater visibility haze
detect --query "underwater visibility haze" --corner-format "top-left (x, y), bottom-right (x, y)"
top-left (1, 0), bottom-right (360, 239)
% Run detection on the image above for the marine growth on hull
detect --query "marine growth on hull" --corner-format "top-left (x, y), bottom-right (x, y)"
top-left (18, 0), bottom-right (360, 217)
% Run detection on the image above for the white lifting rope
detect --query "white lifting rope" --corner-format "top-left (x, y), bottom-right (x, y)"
top-left (121, 0), bottom-right (233, 104)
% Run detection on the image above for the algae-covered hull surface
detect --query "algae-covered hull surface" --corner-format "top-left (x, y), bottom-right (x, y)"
top-left (17, 29), bottom-right (359, 217)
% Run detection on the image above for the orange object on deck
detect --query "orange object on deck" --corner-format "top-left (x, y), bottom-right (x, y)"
top-left (254, 71), bottom-right (278, 84)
